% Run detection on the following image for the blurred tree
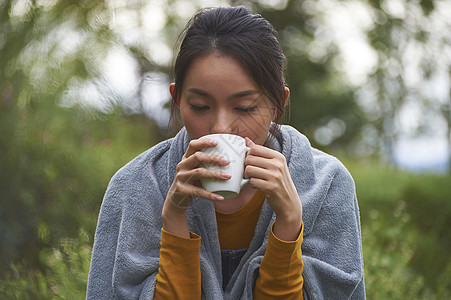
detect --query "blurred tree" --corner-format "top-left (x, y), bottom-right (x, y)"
top-left (252, 0), bottom-right (366, 152)
top-left (0, 0), bottom-right (156, 287)
top-left (104, 0), bottom-right (450, 164)
top-left (364, 0), bottom-right (451, 164)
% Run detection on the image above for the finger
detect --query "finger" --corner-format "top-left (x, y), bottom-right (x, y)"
top-left (180, 151), bottom-right (230, 171)
top-left (177, 167), bottom-right (231, 183)
top-left (178, 184), bottom-right (225, 201)
top-left (244, 165), bottom-right (272, 181)
top-left (247, 177), bottom-right (273, 193)
top-left (185, 138), bottom-right (218, 158)
top-left (247, 144), bottom-right (278, 159)
top-left (245, 137), bottom-right (255, 147)
top-left (245, 155), bottom-right (270, 170)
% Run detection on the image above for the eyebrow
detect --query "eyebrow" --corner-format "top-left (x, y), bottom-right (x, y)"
top-left (187, 88), bottom-right (209, 96)
top-left (186, 88), bottom-right (261, 100)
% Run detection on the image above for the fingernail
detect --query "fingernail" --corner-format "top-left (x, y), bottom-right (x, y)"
top-left (215, 195), bottom-right (224, 200)
top-left (209, 139), bottom-right (218, 145)
top-left (222, 172), bottom-right (231, 179)
top-left (220, 158), bottom-right (229, 165)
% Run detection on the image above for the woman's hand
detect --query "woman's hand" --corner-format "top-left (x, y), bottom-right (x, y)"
top-left (162, 138), bottom-right (231, 237)
top-left (244, 137), bottom-right (302, 241)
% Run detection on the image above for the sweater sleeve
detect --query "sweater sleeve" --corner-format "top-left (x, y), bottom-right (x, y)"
top-left (154, 228), bottom-right (201, 300)
top-left (253, 222), bottom-right (304, 300)
top-left (254, 224), bottom-right (304, 300)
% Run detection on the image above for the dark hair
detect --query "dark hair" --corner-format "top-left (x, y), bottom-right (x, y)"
top-left (170, 6), bottom-right (288, 139)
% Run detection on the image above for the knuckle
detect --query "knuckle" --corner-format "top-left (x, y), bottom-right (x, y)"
top-left (194, 188), bottom-right (203, 197)
top-left (188, 140), bottom-right (197, 148)
top-left (267, 172), bottom-right (278, 183)
top-left (174, 181), bottom-right (184, 191)
top-left (244, 165), bottom-right (252, 175)
top-left (193, 168), bottom-right (203, 176)
top-left (204, 168), bottom-right (215, 178)
top-left (192, 151), bottom-right (204, 162)
top-left (189, 186), bottom-right (203, 198)
top-left (275, 159), bottom-right (285, 171)
top-left (176, 162), bottom-right (184, 173)
top-left (173, 171), bottom-right (183, 182)
top-left (211, 154), bottom-right (221, 162)
top-left (268, 181), bottom-right (278, 191)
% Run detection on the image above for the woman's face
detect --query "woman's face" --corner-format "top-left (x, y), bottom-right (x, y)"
top-left (171, 53), bottom-right (281, 145)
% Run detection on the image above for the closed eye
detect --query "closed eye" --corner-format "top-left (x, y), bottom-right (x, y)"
top-left (236, 106), bottom-right (257, 113)
top-left (190, 105), bottom-right (209, 111)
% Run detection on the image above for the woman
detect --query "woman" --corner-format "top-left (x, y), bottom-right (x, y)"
top-left (87, 6), bottom-right (366, 300)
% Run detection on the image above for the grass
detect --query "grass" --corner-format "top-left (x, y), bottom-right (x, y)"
top-left (345, 159), bottom-right (451, 299)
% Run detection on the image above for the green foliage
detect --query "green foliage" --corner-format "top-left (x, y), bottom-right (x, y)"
top-left (0, 99), bottom-right (157, 297)
top-left (402, 176), bottom-right (451, 291)
top-left (0, 99), bottom-right (155, 271)
top-left (346, 160), bottom-right (451, 299)
top-left (0, 0), bottom-right (156, 283)
top-left (0, 230), bottom-right (92, 299)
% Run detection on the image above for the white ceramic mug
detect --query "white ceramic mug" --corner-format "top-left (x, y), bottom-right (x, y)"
top-left (200, 134), bottom-right (250, 200)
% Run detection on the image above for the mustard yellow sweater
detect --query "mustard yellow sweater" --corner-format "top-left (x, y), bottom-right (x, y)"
top-left (155, 191), bottom-right (304, 299)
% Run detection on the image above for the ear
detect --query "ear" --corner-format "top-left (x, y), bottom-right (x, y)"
top-left (283, 86), bottom-right (290, 108)
top-left (169, 83), bottom-right (180, 107)
top-left (272, 87), bottom-right (290, 120)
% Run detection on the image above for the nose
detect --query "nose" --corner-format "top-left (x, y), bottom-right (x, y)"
top-left (210, 109), bottom-right (236, 134)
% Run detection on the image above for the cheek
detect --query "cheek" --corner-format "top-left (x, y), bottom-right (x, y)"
top-left (237, 115), bottom-right (272, 145)
top-left (180, 112), bottom-right (209, 139)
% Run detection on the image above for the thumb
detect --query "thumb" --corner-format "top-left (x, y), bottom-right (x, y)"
top-left (245, 137), bottom-right (255, 147)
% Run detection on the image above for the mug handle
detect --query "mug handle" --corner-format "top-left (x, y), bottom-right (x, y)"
top-left (240, 146), bottom-right (251, 188)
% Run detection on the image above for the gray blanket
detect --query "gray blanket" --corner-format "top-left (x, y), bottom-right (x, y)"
top-left (87, 125), bottom-right (365, 299)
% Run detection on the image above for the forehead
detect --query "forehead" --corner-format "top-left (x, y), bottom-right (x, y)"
top-left (183, 53), bottom-right (258, 90)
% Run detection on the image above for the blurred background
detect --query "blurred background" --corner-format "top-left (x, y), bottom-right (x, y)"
top-left (1, 0), bottom-right (450, 298)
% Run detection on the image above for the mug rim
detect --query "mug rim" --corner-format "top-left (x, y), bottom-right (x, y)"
top-left (200, 133), bottom-right (245, 139)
